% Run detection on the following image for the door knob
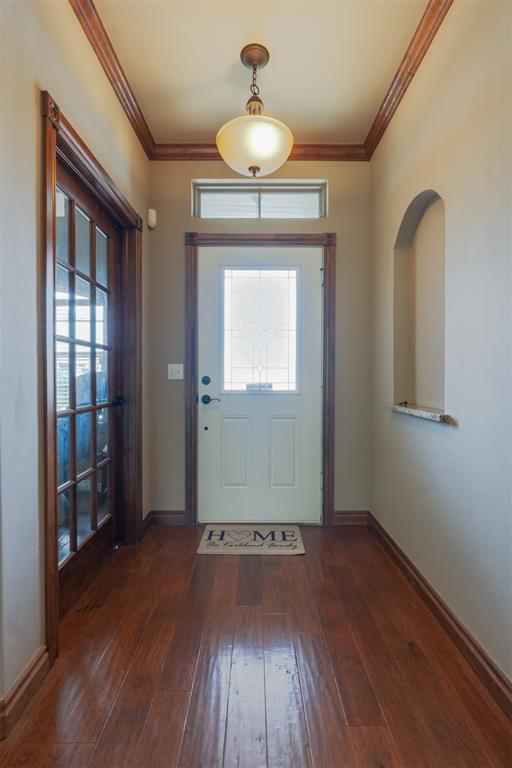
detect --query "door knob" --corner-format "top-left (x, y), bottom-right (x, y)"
top-left (201, 394), bottom-right (220, 405)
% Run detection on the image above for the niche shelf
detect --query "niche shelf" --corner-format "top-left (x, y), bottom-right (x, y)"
top-left (387, 403), bottom-right (451, 423)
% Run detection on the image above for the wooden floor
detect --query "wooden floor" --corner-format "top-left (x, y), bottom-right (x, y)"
top-left (0, 527), bottom-right (510, 768)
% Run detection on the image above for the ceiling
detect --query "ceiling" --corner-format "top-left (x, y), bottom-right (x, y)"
top-left (94, 0), bottom-right (426, 145)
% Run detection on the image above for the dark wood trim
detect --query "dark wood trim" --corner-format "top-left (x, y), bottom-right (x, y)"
top-left (42, 92), bottom-right (60, 665)
top-left (290, 144), bottom-right (367, 162)
top-left (0, 647), bottom-right (50, 740)
top-left (152, 143), bottom-right (367, 162)
top-left (332, 510), bottom-right (369, 526)
top-left (184, 234), bottom-right (199, 525)
top-left (364, 0), bottom-right (454, 158)
top-left (322, 235), bottom-right (336, 526)
top-left (120, 226), bottom-right (144, 542)
top-left (68, 0), bottom-right (155, 158)
top-left (369, 513), bottom-right (512, 718)
top-left (56, 112), bottom-right (142, 230)
top-left (190, 233), bottom-right (334, 248)
top-left (42, 90), bottom-right (143, 666)
top-left (185, 232), bottom-right (336, 526)
top-left (152, 144), bottom-right (221, 161)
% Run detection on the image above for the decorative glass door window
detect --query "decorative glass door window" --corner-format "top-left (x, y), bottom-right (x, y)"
top-left (223, 268), bottom-right (297, 392)
top-left (55, 186), bottom-right (112, 565)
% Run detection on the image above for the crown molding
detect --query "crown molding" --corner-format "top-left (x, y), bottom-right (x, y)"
top-left (69, 0), bottom-right (453, 163)
top-left (68, 0), bottom-right (155, 158)
top-left (152, 142), bottom-right (367, 162)
top-left (364, 0), bottom-right (454, 158)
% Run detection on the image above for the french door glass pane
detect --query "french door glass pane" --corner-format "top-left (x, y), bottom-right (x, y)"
top-left (76, 346), bottom-right (92, 406)
top-left (96, 349), bottom-right (108, 403)
top-left (76, 208), bottom-right (91, 276)
top-left (75, 277), bottom-right (91, 342)
top-left (76, 477), bottom-right (93, 545)
top-left (97, 408), bottom-right (109, 461)
top-left (56, 342), bottom-right (71, 412)
top-left (97, 464), bottom-right (109, 525)
top-left (56, 265), bottom-right (70, 337)
top-left (76, 412), bottom-right (93, 475)
top-left (96, 289), bottom-right (108, 345)
top-left (56, 188), bottom-right (70, 263)
top-left (58, 489), bottom-right (72, 563)
top-left (223, 268), bottom-right (297, 392)
top-left (96, 228), bottom-right (108, 286)
top-left (57, 416), bottom-right (71, 486)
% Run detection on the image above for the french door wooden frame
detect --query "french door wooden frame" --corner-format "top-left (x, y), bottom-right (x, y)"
top-left (184, 232), bottom-right (336, 527)
top-left (42, 91), bottom-right (143, 663)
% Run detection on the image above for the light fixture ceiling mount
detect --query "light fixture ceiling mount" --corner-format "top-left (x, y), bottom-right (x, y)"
top-left (216, 43), bottom-right (294, 178)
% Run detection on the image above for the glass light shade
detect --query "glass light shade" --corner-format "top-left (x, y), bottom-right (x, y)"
top-left (216, 115), bottom-right (294, 177)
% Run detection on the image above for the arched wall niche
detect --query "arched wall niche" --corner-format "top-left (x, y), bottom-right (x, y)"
top-left (394, 190), bottom-right (445, 412)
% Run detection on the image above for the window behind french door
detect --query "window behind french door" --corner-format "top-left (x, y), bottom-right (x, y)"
top-left (55, 164), bottom-right (119, 572)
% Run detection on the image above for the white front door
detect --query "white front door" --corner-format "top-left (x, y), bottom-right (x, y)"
top-left (198, 246), bottom-right (323, 524)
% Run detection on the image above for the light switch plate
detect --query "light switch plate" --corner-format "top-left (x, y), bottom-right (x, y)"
top-left (168, 363), bottom-right (183, 380)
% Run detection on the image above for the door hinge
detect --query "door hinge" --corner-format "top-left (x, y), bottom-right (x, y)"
top-left (320, 268), bottom-right (325, 286)
top-left (320, 472), bottom-right (324, 489)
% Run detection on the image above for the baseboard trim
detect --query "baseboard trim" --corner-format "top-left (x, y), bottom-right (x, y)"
top-left (0, 646), bottom-right (50, 740)
top-left (332, 510), bottom-right (370, 526)
top-left (368, 512), bottom-right (512, 719)
top-left (143, 510), bottom-right (193, 530)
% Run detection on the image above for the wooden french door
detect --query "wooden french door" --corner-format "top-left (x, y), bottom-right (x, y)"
top-left (54, 163), bottom-right (120, 613)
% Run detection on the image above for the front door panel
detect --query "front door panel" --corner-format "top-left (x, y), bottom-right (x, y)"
top-left (198, 246), bottom-right (323, 524)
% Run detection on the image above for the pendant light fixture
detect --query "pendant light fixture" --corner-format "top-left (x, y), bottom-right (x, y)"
top-left (216, 44), bottom-right (294, 178)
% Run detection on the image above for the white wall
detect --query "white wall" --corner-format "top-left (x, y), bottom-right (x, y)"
top-left (147, 161), bottom-right (370, 514)
top-left (0, 0), bottom-right (151, 696)
top-left (370, 0), bottom-right (512, 676)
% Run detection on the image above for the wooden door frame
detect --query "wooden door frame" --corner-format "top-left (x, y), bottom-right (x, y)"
top-left (185, 232), bottom-right (336, 527)
top-left (42, 91), bottom-right (143, 663)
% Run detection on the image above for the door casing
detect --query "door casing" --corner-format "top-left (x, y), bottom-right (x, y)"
top-left (42, 91), bottom-right (143, 663)
top-left (185, 232), bottom-right (336, 527)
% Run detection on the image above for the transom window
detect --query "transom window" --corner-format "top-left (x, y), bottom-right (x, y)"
top-left (193, 180), bottom-right (327, 219)
top-left (223, 268), bottom-right (298, 392)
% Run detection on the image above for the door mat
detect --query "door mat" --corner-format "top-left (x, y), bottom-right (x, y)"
top-left (197, 524), bottom-right (305, 555)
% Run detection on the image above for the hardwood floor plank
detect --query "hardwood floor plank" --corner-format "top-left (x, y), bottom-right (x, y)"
top-left (330, 564), bottom-right (494, 768)
top-left (263, 613), bottom-right (312, 768)
top-left (88, 580), bottom-right (184, 767)
top-left (261, 557), bottom-right (288, 614)
top-left (127, 691), bottom-right (190, 768)
top-left (349, 726), bottom-right (403, 768)
top-left (237, 555), bottom-right (262, 606)
top-left (344, 543), bottom-right (512, 768)
top-left (1, 554), bottom-right (154, 765)
top-left (54, 556), bottom-right (169, 744)
top-left (310, 579), bottom-right (385, 727)
top-left (223, 608), bottom-right (267, 768)
top-left (158, 556), bottom-right (217, 692)
top-left (285, 558), bottom-right (323, 633)
top-left (300, 528), bottom-right (332, 584)
top-left (40, 742), bottom-right (96, 768)
top-left (178, 623), bottom-right (234, 767)
top-left (293, 631), bottom-right (357, 768)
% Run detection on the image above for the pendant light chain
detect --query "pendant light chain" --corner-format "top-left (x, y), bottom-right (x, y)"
top-left (250, 63), bottom-right (260, 96)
